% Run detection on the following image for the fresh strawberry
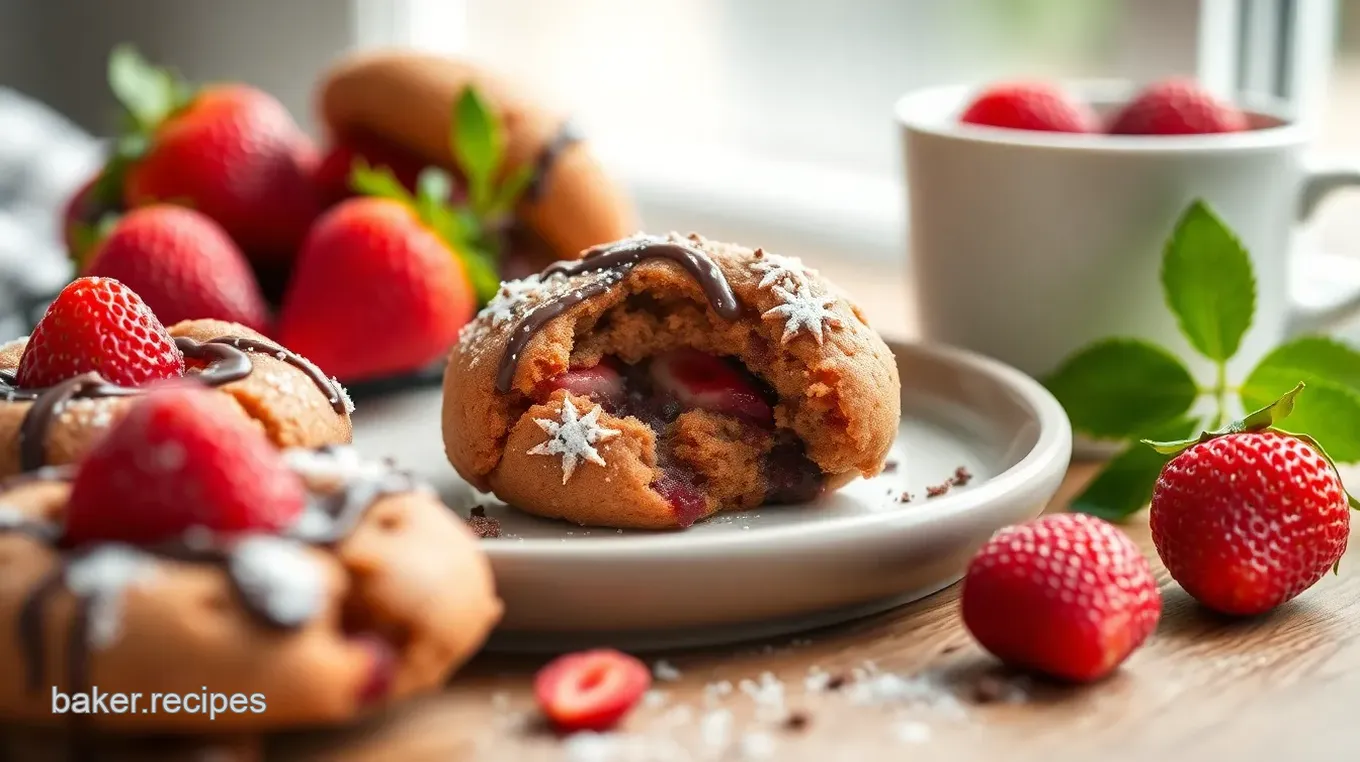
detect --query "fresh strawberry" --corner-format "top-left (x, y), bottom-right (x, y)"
top-left (961, 513), bottom-right (1161, 682)
top-left (314, 135), bottom-right (428, 209)
top-left (16, 277), bottom-right (184, 389)
top-left (64, 387), bottom-right (306, 547)
top-left (650, 349), bottom-right (773, 423)
top-left (62, 173), bottom-right (122, 269)
top-left (959, 82), bottom-right (1097, 133)
top-left (1108, 78), bottom-right (1247, 135)
top-left (83, 205), bottom-right (269, 332)
top-left (539, 360), bottom-right (625, 403)
top-left (1150, 429), bottom-right (1349, 615)
top-left (102, 47), bottom-right (319, 264)
top-left (275, 195), bottom-right (477, 381)
top-left (534, 649), bottom-right (651, 732)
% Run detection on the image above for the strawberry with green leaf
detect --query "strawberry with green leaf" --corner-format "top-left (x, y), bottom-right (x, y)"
top-left (81, 45), bottom-right (319, 265)
top-left (1044, 200), bottom-right (1360, 614)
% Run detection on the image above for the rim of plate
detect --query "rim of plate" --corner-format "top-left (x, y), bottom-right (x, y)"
top-left (482, 340), bottom-right (1072, 559)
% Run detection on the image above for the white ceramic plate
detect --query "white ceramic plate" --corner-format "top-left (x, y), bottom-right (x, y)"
top-left (350, 341), bottom-right (1072, 652)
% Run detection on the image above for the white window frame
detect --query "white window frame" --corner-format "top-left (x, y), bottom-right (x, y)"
top-left (361, 0), bottom-right (1339, 262)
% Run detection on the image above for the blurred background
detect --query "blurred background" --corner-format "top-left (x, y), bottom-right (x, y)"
top-left (0, 0), bottom-right (1356, 338)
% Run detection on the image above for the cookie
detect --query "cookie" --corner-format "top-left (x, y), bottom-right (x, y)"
top-left (0, 320), bottom-right (353, 478)
top-left (443, 233), bottom-right (901, 529)
top-left (318, 51), bottom-right (637, 267)
top-left (0, 445), bottom-right (501, 732)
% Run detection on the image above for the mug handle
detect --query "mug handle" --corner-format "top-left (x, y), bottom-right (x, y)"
top-left (1288, 158), bottom-right (1360, 335)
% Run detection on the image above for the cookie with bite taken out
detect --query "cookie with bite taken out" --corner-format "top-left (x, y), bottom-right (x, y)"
top-left (0, 387), bottom-right (500, 732)
top-left (443, 232), bottom-right (901, 529)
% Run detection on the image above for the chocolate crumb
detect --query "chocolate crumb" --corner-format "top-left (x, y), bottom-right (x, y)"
top-left (824, 674), bottom-right (848, 691)
top-left (926, 482), bottom-right (951, 498)
top-left (898, 491), bottom-right (914, 503)
top-left (882, 460), bottom-right (900, 473)
top-left (467, 515), bottom-right (501, 539)
top-left (952, 466), bottom-right (973, 486)
top-left (783, 711), bottom-right (810, 731)
top-left (971, 675), bottom-right (1009, 704)
top-left (470, 505), bottom-right (488, 518)
top-left (754, 247), bottom-right (766, 259)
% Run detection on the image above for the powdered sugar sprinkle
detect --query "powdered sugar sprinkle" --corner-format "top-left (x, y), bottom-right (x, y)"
top-left (762, 283), bottom-right (843, 345)
top-left (526, 398), bottom-right (620, 484)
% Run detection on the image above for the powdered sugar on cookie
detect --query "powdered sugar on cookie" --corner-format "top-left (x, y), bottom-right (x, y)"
top-left (526, 397), bottom-right (621, 484)
top-left (65, 545), bottom-right (158, 649)
top-left (229, 536), bottom-right (326, 627)
top-left (762, 283), bottom-right (843, 345)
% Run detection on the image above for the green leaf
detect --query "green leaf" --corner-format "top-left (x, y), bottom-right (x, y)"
top-left (1144, 383), bottom-right (1305, 456)
top-left (1042, 338), bottom-right (1199, 438)
top-left (415, 167), bottom-right (453, 225)
top-left (1160, 200), bottom-right (1257, 362)
top-left (457, 245), bottom-right (502, 304)
top-left (349, 160), bottom-right (414, 204)
top-left (489, 164), bottom-right (536, 218)
top-left (107, 44), bottom-right (181, 130)
top-left (1242, 337), bottom-right (1360, 463)
top-left (1072, 417), bottom-right (1200, 521)
top-left (451, 86), bottom-right (504, 216)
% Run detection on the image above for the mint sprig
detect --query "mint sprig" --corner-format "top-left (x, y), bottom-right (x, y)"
top-left (1045, 199), bottom-right (1360, 520)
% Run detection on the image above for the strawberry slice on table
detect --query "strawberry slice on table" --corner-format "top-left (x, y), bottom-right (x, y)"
top-left (959, 82), bottom-right (1097, 133)
top-left (83, 205), bottom-right (269, 332)
top-left (15, 277), bottom-right (184, 389)
top-left (649, 349), bottom-right (773, 423)
top-left (1107, 78), bottom-right (1247, 135)
top-left (961, 513), bottom-right (1161, 682)
top-left (64, 387), bottom-right (307, 547)
top-left (534, 649), bottom-right (651, 732)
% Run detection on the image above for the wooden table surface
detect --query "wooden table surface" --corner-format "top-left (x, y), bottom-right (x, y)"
top-left (9, 460), bottom-right (1358, 761)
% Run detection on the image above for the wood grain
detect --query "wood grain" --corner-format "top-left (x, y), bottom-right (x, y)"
top-left (7, 462), bottom-right (1359, 761)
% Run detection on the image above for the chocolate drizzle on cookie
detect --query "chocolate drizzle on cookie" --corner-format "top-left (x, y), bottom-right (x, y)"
top-left (1, 447), bottom-right (411, 701)
top-left (0, 336), bottom-right (351, 472)
top-left (524, 121), bottom-right (583, 201)
top-left (494, 236), bottom-right (742, 392)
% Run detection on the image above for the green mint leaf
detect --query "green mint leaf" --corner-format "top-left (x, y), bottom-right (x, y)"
top-left (1242, 337), bottom-right (1360, 462)
top-left (1144, 383), bottom-right (1305, 456)
top-left (349, 160), bottom-right (414, 204)
top-left (457, 245), bottom-right (502, 304)
top-left (421, 202), bottom-right (500, 305)
top-left (451, 86), bottom-right (503, 217)
top-left (107, 44), bottom-right (180, 130)
top-left (489, 164), bottom-right (536, 218)
top-left (1161, 200), bottom-right (1257, 362)
top-left (1042, 338), bottom-right (1198, 438)
top-left (415, 167), bottom-right (453, 226)
top-left (1072, 417), bottom-right (1200, 521)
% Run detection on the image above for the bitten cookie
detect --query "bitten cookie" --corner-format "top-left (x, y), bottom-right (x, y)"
top-left (0, 319), bottom-right (353, 478)
top-left (443, 233), bottom-right (901, 529)
top-left (317, 50), bottom-right (637, 271)
top-left (0, 400), bottom-right (500, 732)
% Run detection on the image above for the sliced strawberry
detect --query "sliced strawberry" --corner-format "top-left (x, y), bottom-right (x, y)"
top-left (649, 349), bottom-right (773, 424)
top-left (64, 387), bottom-right (307, 547)
top-left (651, 471), bottom-right (708, 527)
top-left (539, 359), bottom-right (625, 403)
top-left (16, 277), bottom-right (184, 389)
top-left (534, 649), bottom-right (651, 732)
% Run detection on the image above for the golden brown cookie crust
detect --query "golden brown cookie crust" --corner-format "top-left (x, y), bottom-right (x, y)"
top-left (317, 50), bottom-right (637, 262)
top-left (0, 449), bottom-right (502, 732)
top-left (0, 320), bottom-right (353, 478)
top-left (442, 233), bottom-right (901, 529)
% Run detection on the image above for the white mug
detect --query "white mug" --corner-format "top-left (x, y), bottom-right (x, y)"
top-left (896, 81), bottom-right (1360, 387)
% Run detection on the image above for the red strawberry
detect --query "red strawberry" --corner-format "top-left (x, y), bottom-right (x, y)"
top-left (121, 84), bottom-right (320, 262)
top-left (276, 196), bottom-right (477, 381)
top-left (961, 513), bottom-right (1161, 682)
top-left (83, 205), bottom-right (269, 332)
top-left (1108, 78), bottom-right (1247, 135)
top-left (1150, 429), bottom-right (1349, 615)
top-left (64, 387), bottom-right (306, 546)
top-left (540, 360), bottom-right (624, 403)
top-left (534, 649), bottom-right (651, 732)
top-left (62, 173), bottom-right (122, 268)
top-left (314, 135), bottom-right (428, 209)
top-left (959, 82), bottom-right (1097, 133)
top-left (650, 349), bottom-right (772, 423)
top-left (16, 277), bottom-right (184, 389)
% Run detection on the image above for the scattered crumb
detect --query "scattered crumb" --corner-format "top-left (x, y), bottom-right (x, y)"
top-left (894, 720), bottom-right (932, 744)
top-left (653, 660), bottom-right (681, 682)
top-left (738, 672), bottom-right (786, 720)
top-left (825, 674), bottom-right (848, 691)
top-left (783, 710), bottom-right (810, 731)
top-left (642, 689), bottom-right (669, 709)
top-left (882, 460), bottom-right (900, 473)
top-left (925, 481), bottom-right (951, 498)
top-left (952, 466), bottom-right (973, 486)
top-left (470, 505), bottom-right (487, 518)
top-left (753, 247), bottom-right (766, 259)
top-left (898, 491), bottom-right (914, 503)
top-left (803, 667), bottom-right (831, 693)
top-left (563, 731), bottom-right (619, 762)
top-left (467, 512), bottom-right (501, 539)
top-left (700, 709), bottom-right (733, 751)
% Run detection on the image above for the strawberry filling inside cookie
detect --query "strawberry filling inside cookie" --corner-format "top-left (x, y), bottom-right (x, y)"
top-left (539, 350), bottom-right (824, 524)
